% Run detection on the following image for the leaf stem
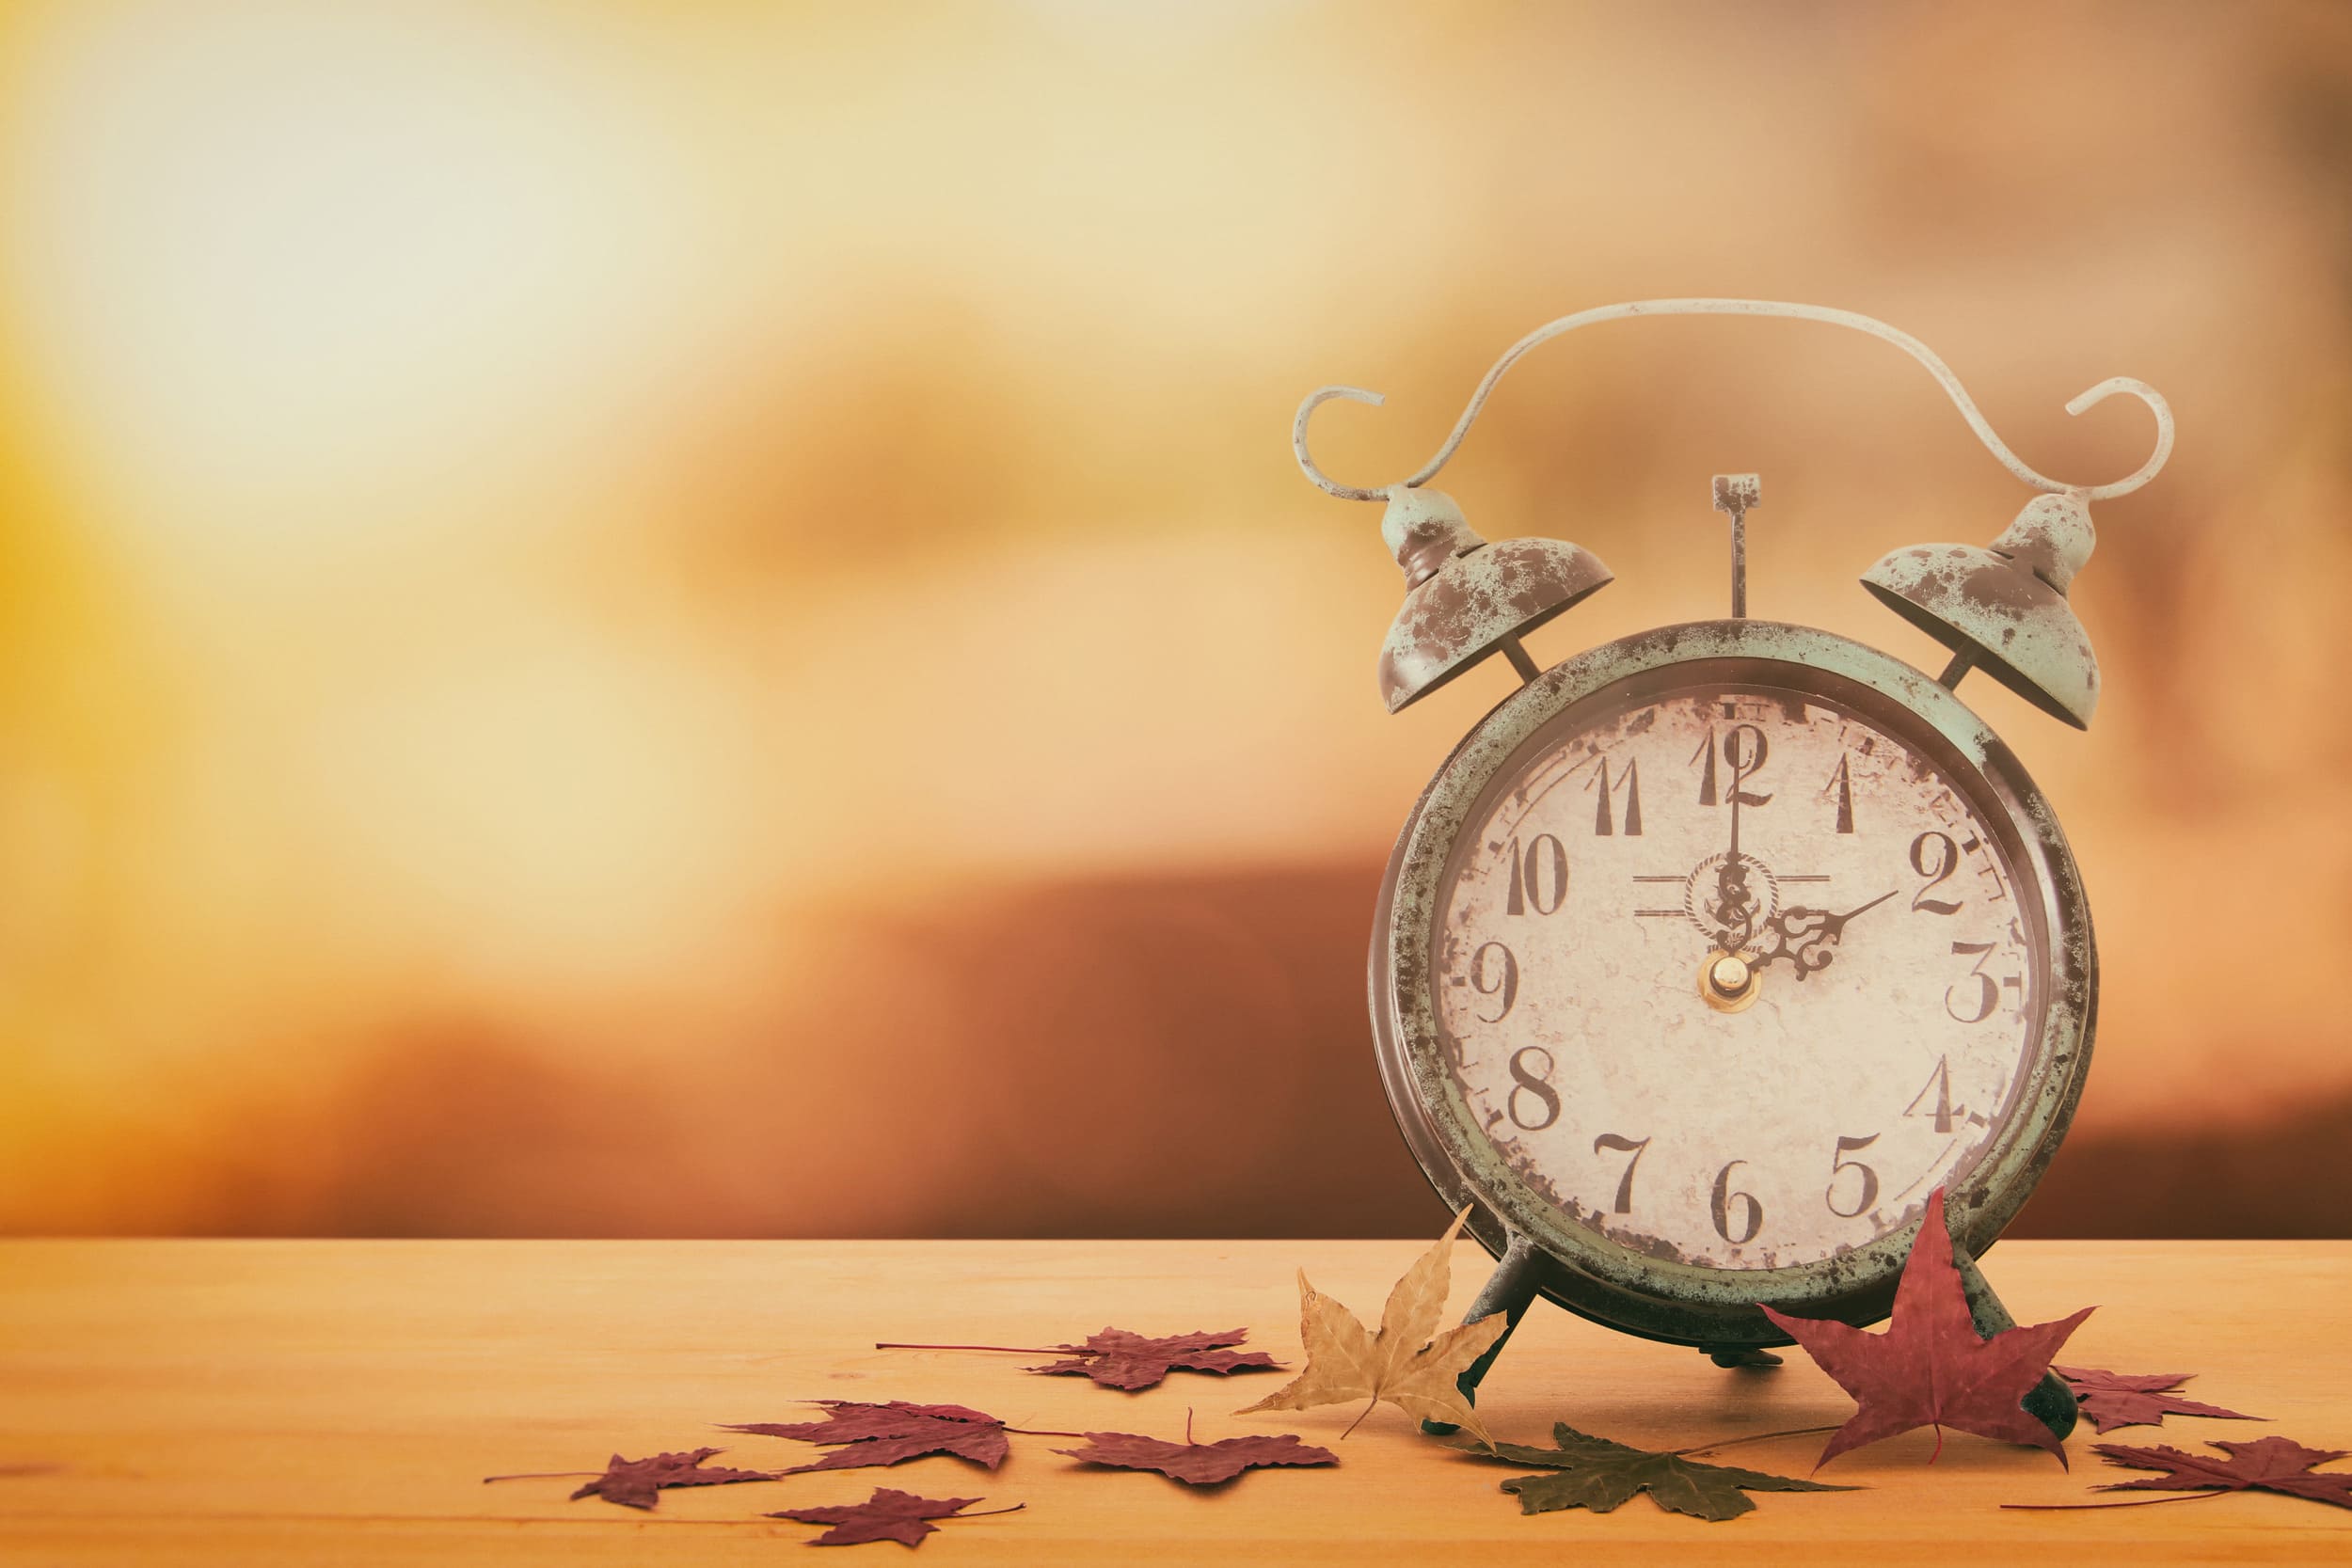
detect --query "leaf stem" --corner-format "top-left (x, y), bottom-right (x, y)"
top-left (2002, 1490), bottom-right (2227, 1512)
top-left (1674, 1424), bottom-right (1841, 1457)
top-left (1002, 1427), bottom-right (1086, 1439)
top-left (1340, 1395), bottom-right (1380, 1441)
top-left (875, 1354), bottom-right (1077, 1363)
top-left (958, 1503), bottom-right (1027, 1519)
top-left (481, 1471), bottom-right (604, 1483)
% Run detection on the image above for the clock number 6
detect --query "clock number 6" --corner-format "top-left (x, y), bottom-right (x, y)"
top-left (1506, 1046), bottom-right (1561, 1132)
top-left (1709, 1160), bottom-right (1763, 1244)
top-left (1469, 941), bottom-right (1518, 1022)
top-left (1825, 1133), bottom-right (1881, 1219)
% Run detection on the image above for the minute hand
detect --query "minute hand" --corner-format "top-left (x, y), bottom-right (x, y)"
top-left (1750, 889), bottom-right (1898, 980)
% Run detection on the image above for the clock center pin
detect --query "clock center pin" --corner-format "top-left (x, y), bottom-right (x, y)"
top-left (1701, 949), bottom-right (1762, 1013)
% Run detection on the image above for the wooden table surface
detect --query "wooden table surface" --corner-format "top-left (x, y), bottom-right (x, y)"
top-left (1, 1238), bottom-right (2347, 1564)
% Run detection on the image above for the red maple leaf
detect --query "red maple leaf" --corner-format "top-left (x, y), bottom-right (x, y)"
top-left (1026, 1328), bottom-right (1279, 1390)
top-left (1054, 1413), bottom-right (1338, 1486)
top-left (770, 1486), bottom-right (1023, 1546)
top-left (723, 1401), bottom-right (1015, 1472)
top-left (2053, 1366), bottom-right (2262, 1434)
top-left (875, 1327), bottom-right (1279, 1391)
top-left (2090, 1437), bottom-right (2352, 1510)
top-left (555, 1449), bottom-right (773, 1510)
top-left (1759, 1188), bottom-right (2093, 1468)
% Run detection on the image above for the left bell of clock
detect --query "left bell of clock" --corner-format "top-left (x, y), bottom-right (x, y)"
top-left (1374, 487), bottom-right (1613, 713)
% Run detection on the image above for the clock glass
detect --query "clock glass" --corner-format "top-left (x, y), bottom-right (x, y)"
top-left (1432, 676), bottom-right (2043, 1273)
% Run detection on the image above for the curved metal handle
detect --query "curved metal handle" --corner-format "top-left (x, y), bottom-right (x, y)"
top-left (1293, 298), bottom-right (2174, 504)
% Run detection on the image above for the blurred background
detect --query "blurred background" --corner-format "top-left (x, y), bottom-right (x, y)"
top-left (0, 0), bottom-right (2344, 1240)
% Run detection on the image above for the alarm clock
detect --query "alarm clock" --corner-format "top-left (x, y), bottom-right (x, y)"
top-left (1294, 299), bottom-right (2176, 1436)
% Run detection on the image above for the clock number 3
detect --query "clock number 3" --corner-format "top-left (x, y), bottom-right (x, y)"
top-left (1947, 941), bottom-right (2021, 1023)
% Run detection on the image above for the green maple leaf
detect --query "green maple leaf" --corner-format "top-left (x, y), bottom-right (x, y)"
top-left (1486, 1424), bottom-right (1857, 1523)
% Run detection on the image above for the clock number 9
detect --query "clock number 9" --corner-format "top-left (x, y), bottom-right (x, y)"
top-left (1505, 1046), bottom-right (1561, 1132)
top-left (1709, 1160), bottom-right (1763, 1244)
top-left (1469, 941), bottom-right (1518, 1022)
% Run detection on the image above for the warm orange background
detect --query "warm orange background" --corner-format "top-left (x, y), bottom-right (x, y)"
top-left (0, 1), bottom-right (2344, 1239)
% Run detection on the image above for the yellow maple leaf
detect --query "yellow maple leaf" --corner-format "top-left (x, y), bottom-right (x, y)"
top-left (1237, 1206), bottom-right (1507, 1443)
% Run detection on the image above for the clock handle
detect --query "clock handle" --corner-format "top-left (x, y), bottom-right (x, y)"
top-left (1293, 297), bottom-right (2173, 505)
top-left (1954, 1245), bottom-right (2081, 1442)
top-left (1419, 1227), bottom-right (1548, 1438)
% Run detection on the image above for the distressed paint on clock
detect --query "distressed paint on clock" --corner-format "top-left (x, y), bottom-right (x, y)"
top-left (1432, 685), bottom-right (2038, 1272)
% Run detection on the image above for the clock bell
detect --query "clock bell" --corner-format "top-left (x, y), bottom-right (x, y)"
top-left (1862, 492), bottom-right (2103, 729)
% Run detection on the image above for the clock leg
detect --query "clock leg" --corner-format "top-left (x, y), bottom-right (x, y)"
top-left (1953, 1245), bottom-right (2079, 1441)
top-left (1421, 1229), bottom-right (1546, 1437)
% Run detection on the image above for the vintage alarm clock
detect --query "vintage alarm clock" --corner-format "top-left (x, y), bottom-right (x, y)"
top-left (1294, 299), bottom-right (2175, 1435)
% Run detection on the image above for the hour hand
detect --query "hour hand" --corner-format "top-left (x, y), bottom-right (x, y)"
top-left (1750, 889), bottom-right (1897, 979)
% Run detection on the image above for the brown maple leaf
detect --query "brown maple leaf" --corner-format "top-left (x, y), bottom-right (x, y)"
top-left (1055, 1411), bottom-right (1338, 1486)
top-left (2097, 1437), bottom-right (2352, 1508)
top-left (1026, 1327), bottom-right (1279, 1390)
top-left (2008, 1436), bottom-right (2352, 1513)
top-left (723, 1401), bottom-right (1017, 1472)
top-left (770, 1486), bottom-right (1023, 1546)
top-left (1236, 1206), bottom-right (1508, 1442)
top-left (2052, 1366), bottom-right (2262, 1434)
top-left (875, 1327), bottom-right (1279, 1391)
top-left (1759, 1188), bottom-right (2093, 1468)
top-left (556, 1449), bottom-right (773, 1510)
top-left (1476, 1423), bottom-right (1857, 1522)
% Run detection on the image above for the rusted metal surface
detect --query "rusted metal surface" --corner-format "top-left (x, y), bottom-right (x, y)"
top-left (1366, 622), bottom-right (2096, 1350)
top-left (1710, 472), bottom-right (1760, 618)
top-left (1862, 493), bottom-right (2102, 729)
top-left (1293, 298), bottom-right (2173, 504)
top-left (1373, 488), bottom-right (1613, 712)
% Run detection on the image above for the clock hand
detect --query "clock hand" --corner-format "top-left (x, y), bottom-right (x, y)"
top-left (1749, 889), bottom-right (1898, 979)
top-left (1709, 793), bottom-right (1758, 948)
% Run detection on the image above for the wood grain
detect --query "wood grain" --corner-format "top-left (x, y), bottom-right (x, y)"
top-left (0, 1239), bottom-right (2345, 1563)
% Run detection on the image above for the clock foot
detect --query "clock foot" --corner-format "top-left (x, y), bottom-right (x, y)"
top-left (1953, 1243), bottom-right (2079, 1442)
top-left (1705, 1345), bottom-right (1783, 1369)
top-left (1420, 1227), bottom-right (1545, 1438)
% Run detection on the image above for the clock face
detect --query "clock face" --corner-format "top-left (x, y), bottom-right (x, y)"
top-left (1431, 679), bottom-right (2044, 1273)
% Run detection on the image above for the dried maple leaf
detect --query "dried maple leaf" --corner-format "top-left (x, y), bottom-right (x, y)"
top-left (723, 1401), bottom-right (1025, 1472)
top-left (1236, 1206), bottom-right (1508, 1442)
top-left (1479, 1423), bottom-right (1856, 1522)
top-left (2092, 1437), bottom-right (2352, 1509)
top-left (1759, 1188), bottom-right (2093, 1468)
top-left (1055, 1412), bottom-right (1338, 1486)
top-left (559, 1449), bottom-right (773, 1511)
top-left (875, 1327), bottom-right (1279, 1391)
top-left (2052, 1366), bottom-right (2261, 1434)
top-left (2008, 1436), bottom-right (2352, 1513)
top-left (1027, 1327), bottom-right (1279, 1390)
top-left (770, 1486), bottom-right (1022, 1546)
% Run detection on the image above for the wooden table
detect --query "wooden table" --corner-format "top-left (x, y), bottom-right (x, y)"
top-left (0, 1239), bottom-right (2345, 1563)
